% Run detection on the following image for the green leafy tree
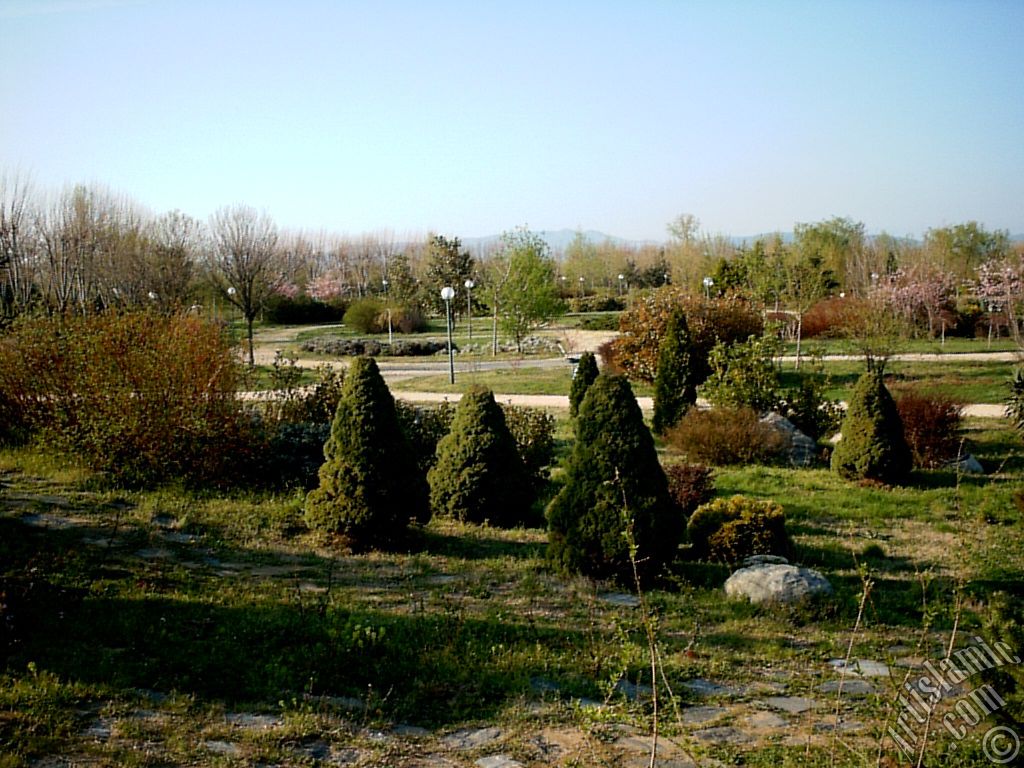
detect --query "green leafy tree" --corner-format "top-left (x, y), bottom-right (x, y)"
top-left (305, 357), bottom-right (428, 547)
top-left (569, 350), bottom-right (599, 418)
top-left (651, 309), bottom-right (695, 434)
top-left (831, 370), bottom-right (912, 485)
top-left (925, 222), bottom-right (1011, 279)
top-left (701, 335), bottom-right (782, 413)
top-left (793, 216), bottom-right (865, 293)
top-left (424, 234), bottom-right (474, 313)
top-left (496, 227), bottom-right (563, 353)
top-left (427, 386), bottom-right (533, 526)
top-left (781, 247), bottom-right (838, 368)
top-left (547, 374), bottom-right (683, 581)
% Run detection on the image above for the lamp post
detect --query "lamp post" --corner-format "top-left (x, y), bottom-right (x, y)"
top-left (464, 278), bottom-right (475, 340)
top-left (618, 273), bottom-right (625, 296)
top-left (382, 278), bottom-right (393, 344)
top-left (702, 276), bottom-right (714, 300)
top-left (441, 286), bottom-right (456, 384)
top-left (578, 275), bottom-right (585, 298)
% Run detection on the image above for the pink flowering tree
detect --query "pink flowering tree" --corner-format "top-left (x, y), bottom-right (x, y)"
top-left (975, 255), bottom-right (1024, 345)
top-left (307, 271), bottom-right (347, 302)
top-left (884, 265), bottom-right (958, 339)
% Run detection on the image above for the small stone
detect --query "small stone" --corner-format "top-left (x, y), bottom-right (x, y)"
top-left (680, 678), bottom-right (742, 697)
top-left (819, 679), bottom-right (875, 696)
top-left (680, 706), bottom-right (728, 725)
top-left (225, 712), bottom-right (283, 729)
top-left (134, 548), bottom-right (173, 560)
top-left (204, 740), bottom-right (241, 755)
top-left (745, 711), bottom-right (789, 729)
top-left (443, 726), bottom-right (503, 750)
top-left (83, 718), bottom-right (112, 741)
top-left (762, 696), bottom-right (820, 714)
top-left (392, 724), bottom-right (431, 737)
top-left (598, 592), bottom-right (640, 607)
top-left (827, 658), bottom-right (890, 678)
top-left (475, 756), bottom-right (524, 768)
top-left (615, 678), bottom-right (653, 701)
top-left (692, 726), bottom-right (751, 745)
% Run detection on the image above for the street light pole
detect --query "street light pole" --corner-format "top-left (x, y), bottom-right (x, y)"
top-left (702, 276), bottom-right (714, 300)
top-left (382, 278), bottom-right (393, 345)
top-left (464, 278), bottom-right (475, 341)
top-left (441, 286), bottom-right (456, 384)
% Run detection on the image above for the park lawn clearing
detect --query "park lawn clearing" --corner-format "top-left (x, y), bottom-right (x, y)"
top-left (1, 416), bottom-right (1022, 767)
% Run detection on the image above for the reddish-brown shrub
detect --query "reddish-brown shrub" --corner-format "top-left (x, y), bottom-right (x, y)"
top-left (0, 312), bottom-right (252, 486)
top-left (665, 407), bottom-right (786, 466)
top-left (663, 463), bottom-right (715, 518)
top-left (803, 297), bottom-right (860, 339)
top-left (612, 289), bottom-right (762, 383)
top-left (894, 389), bottom-right (964, 468)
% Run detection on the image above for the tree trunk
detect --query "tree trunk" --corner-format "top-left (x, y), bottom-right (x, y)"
top-left (794, 314), bottom-right (803, 370)
top-left (246, 314), bottom-right (256, 367)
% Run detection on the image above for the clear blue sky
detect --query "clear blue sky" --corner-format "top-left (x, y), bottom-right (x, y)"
top-left (2, 0), bottom-right (1022, 242)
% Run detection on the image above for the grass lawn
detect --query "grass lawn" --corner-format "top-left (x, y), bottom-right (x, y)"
top-left (781, 357), bottom-right (1018, 404)
top-left (2, 410), bottom-right (1022, 767)
top-left (782, 336), bottom-right (1021, 356)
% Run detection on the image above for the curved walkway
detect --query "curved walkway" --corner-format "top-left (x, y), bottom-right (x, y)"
top-left (392, 390), bottom-right (1007, 419)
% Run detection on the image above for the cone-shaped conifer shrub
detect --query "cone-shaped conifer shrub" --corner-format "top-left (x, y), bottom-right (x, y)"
top-left (831, 370), bottom-right (912, 485)
top-left (569, 351), bottom-right (599, 417)
top-left (305, 357), bottom-right (428, 547)
top-left (652, 308), bottom-right (696, 434)
top-left (547, 374), bottom-right (683, 581)
top-left (427, 386), bottom-right (533, 526)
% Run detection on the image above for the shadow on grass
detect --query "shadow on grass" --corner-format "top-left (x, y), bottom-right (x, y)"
top-left (0, 517), bottom-right (583, 728)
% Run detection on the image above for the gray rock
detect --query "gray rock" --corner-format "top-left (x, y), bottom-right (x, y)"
top-left (762, 696), bottom-right (820, 714)
top-left (443, 726), bottom-right (503, 750)
top-left (745, 711), bottom-right (789, 729)
top-left (680, 705), bottom-right (728, 725)
top-left (204, 740), bottom-right (241, 756)
top-left (819, 679), bottom-right (875, 696)
top-left (761, 412), bottom-right (818, 467)
top-left (615, 678), bottom-right (653, 701)
top-left (950, 454), bottom-right (984, 474)
top-left (828, 658), bottom-right (890, 678)
top-left (725, 563), bottom-right (833, 605)
top-left (680, 678), bottom-right (743, 697)
top-left (692, 726), bottom-right (751, 745)
top-left (742, 554), bottom-right (790, 567)
top-left (598, 591), bottom-right (640, 607)
top-left (475, 756), bottom-right (524, 768)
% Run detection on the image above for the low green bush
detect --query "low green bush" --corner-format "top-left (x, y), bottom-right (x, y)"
top-left (343, 298), bottom-right (386, 334)
top-left (701, 335), bottom-right (782, 414)
top-left (501, 403), bottom-right (556, 490)
top-left (687, 495), bottom-right (789, 563)
top-left (428, 387), bottom-right (534, 527)
top-left (831, 371), bottom-right (912, 484)
top-left (569, 351), bottom-right (599, 418)
top-left (306, 357), bottom-right (428, 547)
top-left (264, 294), bottom-right (346, 324)
top-left (395, 400), bottom-right (455, 474)
top-left (567, 295), bottom-right (625, 313)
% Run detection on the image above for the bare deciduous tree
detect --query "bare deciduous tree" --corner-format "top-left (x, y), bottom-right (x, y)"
top-left (207, 204), bottom-right (282, 366)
